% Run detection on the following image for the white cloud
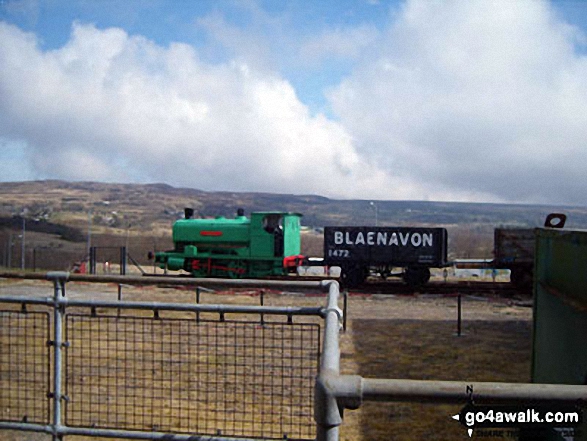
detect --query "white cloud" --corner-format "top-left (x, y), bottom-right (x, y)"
top-left (329, 0), bottom-right (587, 204)
top-left (298, 25), bottom-right (379, 66)
top-left (2, 0), bottom-right (587, 205)
top-left (0, 21), bottom-right (407, 199)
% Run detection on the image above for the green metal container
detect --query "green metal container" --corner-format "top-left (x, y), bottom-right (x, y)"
top-left (533, 228), bottom-right (587, 440)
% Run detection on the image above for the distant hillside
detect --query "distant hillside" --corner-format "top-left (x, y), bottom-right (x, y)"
top-left (1, 180), bottom-right (587, 233)
top-left (1, 180), bottom-right (587, 267)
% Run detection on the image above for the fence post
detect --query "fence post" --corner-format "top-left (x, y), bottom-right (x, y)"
top-left (196, 287), bottom-right (200, 322)
top-left (117, 284), bottom-right (122, 317)
top-left (89, 247), bottom-right (97, 275)
top-left (315, 281), bottom-right (343, 441)
top-left (260, 289), bottom-right (265, 326)
top-left (343, 290), bottom-right (348, 332)
top-left (120, 246), bottom-right (127, 276)
top-left (47, 271), bottom-right (69, 441)
top-left (118, 247), bottom-right (124, 317)
top-left (456, 293), bottom-right (462, 336)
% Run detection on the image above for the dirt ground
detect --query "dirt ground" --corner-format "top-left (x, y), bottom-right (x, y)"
top-left (339, 296), bottom-right (532, 441)
top-left (0, 279), bottom-right (533, 441)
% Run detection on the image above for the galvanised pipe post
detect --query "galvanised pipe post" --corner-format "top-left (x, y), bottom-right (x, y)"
top-left (315, 281), bottom-right (343, 441)
top-left (46, 271), bottom-right (69, 441)
top-left (342, 290), bottom-right (348, 332)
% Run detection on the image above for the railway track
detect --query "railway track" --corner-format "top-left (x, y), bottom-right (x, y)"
top-left (266, 275), bottom-right (524, 296)
top-left (241, 276), bottom-right (524, 297)
top-left (140, 272), bottom-right (524, 296)
top-left (350, 280), bottom-right (523, 296)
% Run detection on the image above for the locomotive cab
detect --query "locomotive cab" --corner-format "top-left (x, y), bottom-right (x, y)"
top-left (250, 212), bottom-right (301, 259)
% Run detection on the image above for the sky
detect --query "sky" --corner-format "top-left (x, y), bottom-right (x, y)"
top-left (1, 0), bottom-right (587, 205)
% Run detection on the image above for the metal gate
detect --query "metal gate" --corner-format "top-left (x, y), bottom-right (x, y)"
top-left (1, 271), bottom-right (586, 441)
top-left (0, 273), bottom-right (325, 441)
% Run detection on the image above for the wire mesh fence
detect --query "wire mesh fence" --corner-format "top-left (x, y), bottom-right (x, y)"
top-left (63, 313), bottom-right (320, 440)
top-left (0, 275), bottom-right (330, 440)
top-left (0, 309), bottom-right (51, 425)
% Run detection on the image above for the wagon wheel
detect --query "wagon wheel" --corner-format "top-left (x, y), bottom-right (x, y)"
top-left (403, 266), bottom-right (430, 287)
top-left (379, 266), bottom-right (392, 280)
top-left (510, 266), bottom-right (533, 292)
top-left (226, 260), bottom-right (247, 279)
top-left (341, 265), bottom-right (366, 288)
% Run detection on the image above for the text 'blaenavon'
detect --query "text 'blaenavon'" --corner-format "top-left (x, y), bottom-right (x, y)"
top-left (333, 231), bottom-right (433, 247)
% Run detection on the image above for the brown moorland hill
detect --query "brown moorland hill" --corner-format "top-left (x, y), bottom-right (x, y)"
top-left (1, 180), bottom-right (586, 270)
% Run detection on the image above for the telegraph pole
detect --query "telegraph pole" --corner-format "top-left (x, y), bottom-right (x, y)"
top-left (7, 232), bottom-right (12, 268)
top-left (370, 201), bottom-right (378, 227)
top-left (87, 210), bottom-right (92, 259)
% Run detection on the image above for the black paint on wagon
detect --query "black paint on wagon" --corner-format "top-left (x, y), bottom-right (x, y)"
top-left (323, 226), bottom-right (448, 267)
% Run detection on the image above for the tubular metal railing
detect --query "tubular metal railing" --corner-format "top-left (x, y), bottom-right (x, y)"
top-left (0, 271), bottom-right (585, 441)
top-left (0, 272), bottom-right (328, 441)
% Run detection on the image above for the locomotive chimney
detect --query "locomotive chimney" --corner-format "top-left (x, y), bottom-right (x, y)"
top-left (184, 208), bottom-right (194, 219)
top-left (237, 208), bottom-right (245, 217)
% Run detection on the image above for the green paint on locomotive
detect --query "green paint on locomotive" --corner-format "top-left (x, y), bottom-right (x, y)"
top-left (154, 211), bottom-right (302, 278)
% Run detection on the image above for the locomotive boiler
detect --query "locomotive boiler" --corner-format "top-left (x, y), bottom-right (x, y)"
top-left (153, 209), bottom-right (304, 278)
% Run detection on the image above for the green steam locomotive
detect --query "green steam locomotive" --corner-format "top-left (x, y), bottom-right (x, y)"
top-left (152, 208), bottom-right (304, 278)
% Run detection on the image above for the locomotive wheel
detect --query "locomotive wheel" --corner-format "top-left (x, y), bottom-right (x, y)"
top-left (403, 266), bottom-right (431, 287)
top-left (226, 260), bottom-right (246, 279)
top-left (189, 259), bottom-right (207, 278)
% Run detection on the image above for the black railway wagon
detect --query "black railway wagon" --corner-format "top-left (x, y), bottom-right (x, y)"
top-left (324, 226), bottom-right (449, 287)
top-left (493, 227), bottom-right (535, 288)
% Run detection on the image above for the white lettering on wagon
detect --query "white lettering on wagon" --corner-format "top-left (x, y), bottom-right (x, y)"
top-left (333, 231), bottom-right (433, 247)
